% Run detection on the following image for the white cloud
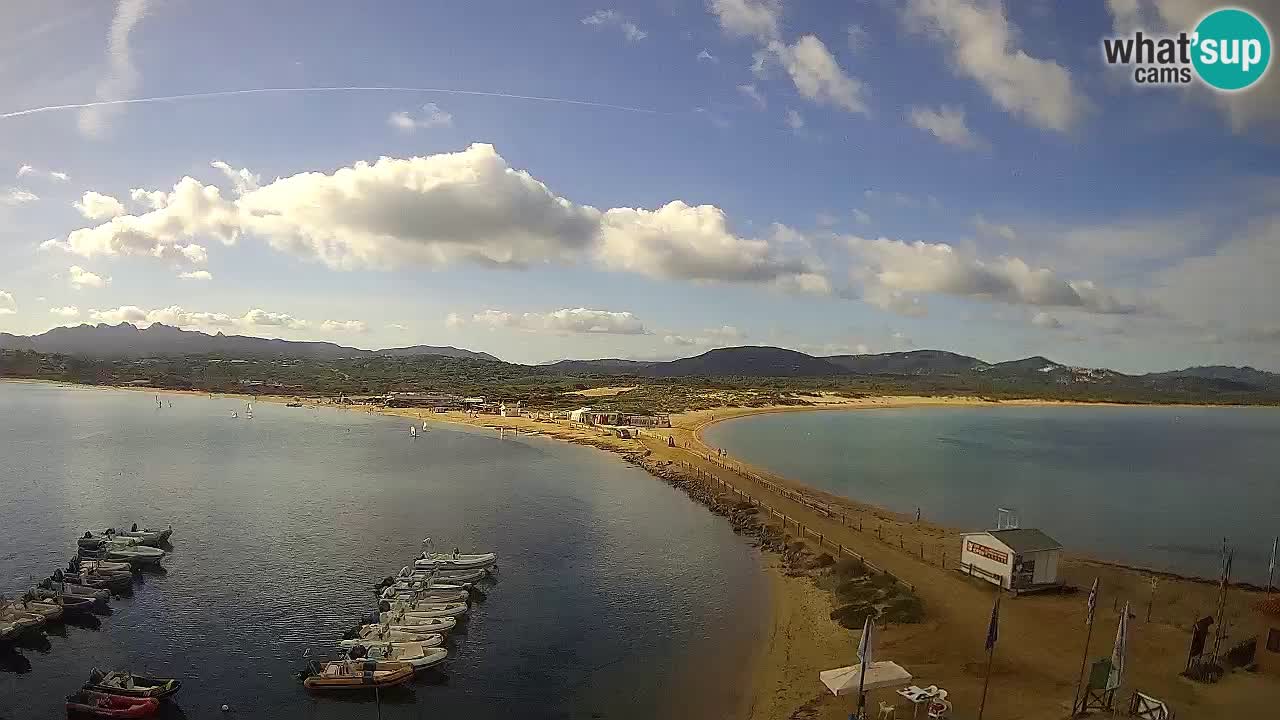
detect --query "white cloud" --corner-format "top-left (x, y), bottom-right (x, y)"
top-left (50, 305), bottom-right (80, 318)
top-left (16, 165), bottom-right (32, 178)
top-left (708, 0), bottom-right (781, 43)
top-left (0, 290), bottom-right (15, 315)
top-left (785, 108), bottom-right (805, 131)
top-left (852, 208), bottom-right (872, 225)
top-left (765, 35), bottom-right (868, 114)
top-left (74, 191), bottom-right (127, 220)
top-left (388, 103), bottom-right (454, 133)
top-left (16, 164), bottom-right (68, 181)
top-left (88, 305), bottom-right (147, 324)
top-left (444, 312), bottom-right (464, 329)
top-left (240, 308), bottom-right (308, 329)
top-left (580, 9), bottom-right (647, 42)
top-left (863, 189), bottom-right (940, 210)
top-left (50, 171), bottom-right (69, 182)
top-left (664, 324), bottom-right (746, 348)
top-left (908, 105), bottom-right (987, 150)
top-left (210, 160), bottom-right (260, 195)
top-left (85, 305), bottom-right (309, 331)
top-left (54, 144), bottom-right (824, 293)
top-left (129, 188), bottom-right (170, 210)
top-left (738, 83), bottom-right (766, 108)
top-left (1105, 0), bottom-right (1280, 133)
top-left (597, 201), bottom-right (829, 291)
top-left (696, 49), bottom-right (718, 63)
top-left (177, 270), bottom-right (213, 280)
top-left (79, 0), bottom-right (149, 137)
top-left (473, 307), bottom-right (647, 335)
top-left (1032, 311), bottom-right (1063, 329)
top-left (903, 0), bottom-right (1086, 132)
top-left (973, 214), bottom-right (1017, 241)
top-left (3, 188), bottom-right (39, 205)
top-left (321, 319), bottom-right (368, 333)
top-left (387, 322), bottom-right (407, 331)
top-left (68, 265), bottom-right (109, 289)
top-left (845, 235), bottom-right (1138, 316)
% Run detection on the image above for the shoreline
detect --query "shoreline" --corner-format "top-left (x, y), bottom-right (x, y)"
top-left (8, 379), bottom-right (1280, 717)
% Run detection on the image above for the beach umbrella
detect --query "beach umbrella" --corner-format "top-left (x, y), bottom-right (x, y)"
top-left (1107, 602), bottom-right (1130, 691)
top-left (819, 661), bottom-right (912, 696)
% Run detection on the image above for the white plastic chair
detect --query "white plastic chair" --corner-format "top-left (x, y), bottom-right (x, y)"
top-left (877, 701), bottom-right (896, 719)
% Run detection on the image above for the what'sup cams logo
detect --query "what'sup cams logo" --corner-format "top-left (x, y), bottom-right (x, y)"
top-left (1104, 7), bottom-right (1271, 91)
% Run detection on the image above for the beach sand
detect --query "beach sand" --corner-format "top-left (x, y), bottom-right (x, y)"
top-left (20, 380), bottom-right (1279, 718)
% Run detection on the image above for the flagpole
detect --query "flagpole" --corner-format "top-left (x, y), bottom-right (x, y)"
top-left (1269, 536), bottom-right (1277, 593)
top-left (1070, 578), bottom-right (1099, 715)
top-left (978, 594), bottom-right (1001, 720)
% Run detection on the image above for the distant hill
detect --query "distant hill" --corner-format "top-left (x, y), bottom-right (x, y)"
top-left (825, 350), bottom-right (987, 375)
top-left (1145, 365), bottom-right (1280, 390)
top-left (376, 345), bottom-right (499, 361)
top-left (646, 346), bottom-right (846, 378)
top-left (542, 358), bottom-right (656, 374)
top-left (0, 323), bottom-right (499, 362)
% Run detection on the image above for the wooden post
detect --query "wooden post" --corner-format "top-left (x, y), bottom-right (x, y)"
top-left (920, 542), bottom-right (924, 559)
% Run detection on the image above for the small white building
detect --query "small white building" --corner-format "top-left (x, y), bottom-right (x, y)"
top-left (959, 528), bottom-right (1062, 592)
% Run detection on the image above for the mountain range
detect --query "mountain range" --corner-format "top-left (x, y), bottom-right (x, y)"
top-left (1, 323), bottom-right (1276, 392)
top-left (0, 323), bottom-right (497, 361)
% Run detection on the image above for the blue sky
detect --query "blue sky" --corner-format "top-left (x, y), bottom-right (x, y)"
top-left (1, 0), bottom-right (1278, 371)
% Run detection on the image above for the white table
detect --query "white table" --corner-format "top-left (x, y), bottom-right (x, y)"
top-left (895, 686), bottom-right (937, 718)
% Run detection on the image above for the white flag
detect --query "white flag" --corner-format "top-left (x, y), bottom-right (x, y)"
top-left (1086, 578), bottom-right (1099, 624)
top-left (857, 614), bottom-right (874, 665)
top-left (1107, 602), bottom-right (1129, 690)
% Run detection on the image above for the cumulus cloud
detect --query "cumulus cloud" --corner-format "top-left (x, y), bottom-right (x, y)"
top-left (50, 305), bottom-right (80, 318)
top-left (845, 235), bottom-right (1138, 316)
top-left (765, 35), bottom-right (868, 114)
top-left (3, 188), bottom-right (39, 205)
top-left (471, 307), bottom-right (647, 335)
top-left (708, 0), bottom-right (781, 42)
top-left (240, 309), bottom-right (308, 329)
top-left (68, 265), bottom-right (109, 289)
top-left (1032, 311), bottom-right (1063, 329)
top-left (74, 191), bottom-right (127, 220)
top-left (973, 214), bottom-right (1017, 241)
top-left (53, 144), bottom-right (825, 292)
top-left (1105, 0), bottom-right (1280, 132)
top-left (738, 83), bottom-right (767, 108)
top-left (903, 0), bottom-right (1086, 132)
top-left (79, 0), bottom-right (149, 137)
top-left (388, 103), bottom-right (454, 133)
top-left (908, 105), bottom-right (987, 149)
top-left (0, 290), bottom-right (15, 315)
top-left (177, 270), bottom-right (213, 280)
top-left (597, 201), bottom-right (829, 291)
top-left (210, 160), bottom-right (260, 195)
top-left (580, 9), bottom-right (647, 41)
top-left (321, 319), bottom-right (368, 333)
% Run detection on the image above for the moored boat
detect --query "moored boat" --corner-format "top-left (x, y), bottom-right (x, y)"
top-left (395, 565), bottom-right (488, 584)
top-left (342, 619), bottom-right (455, 642)
top-left (348, 642), bottom-right (448, 671)
top-left (85, 668), bottom-right (182, 700)
top-left (15, 599), bottom-right (63, 622)
top-left (38, 578), bottom-right (110, 604)
top-left (378, 585), bottom-right (468, 603)
top-left (59, 568), bottom-right (134, 593)
top-left (79, 538), bottom-right (165, 567)
top-left (26, 590), bottom-right (96, 616)
top-left (65, 689), bottom-right (159, 718)
top-left (377, 602), bottom-right (468, 622)
top-left (300, 659), bottom-right (415, 692)
top-left (114, 525), bottom-right (171, 547)
top-left (413, 538), bottom-right (497, 570)
top-left (71, 557), bottom-right (135, 574)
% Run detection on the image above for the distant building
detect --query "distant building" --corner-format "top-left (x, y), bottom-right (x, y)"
top-left (959, 528), bottom-right (1062, 592)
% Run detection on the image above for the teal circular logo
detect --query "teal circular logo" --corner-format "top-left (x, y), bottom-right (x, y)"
top-left (1192, 8), bottom-right (1271, 91)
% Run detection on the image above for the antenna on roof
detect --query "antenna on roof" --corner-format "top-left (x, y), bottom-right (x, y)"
top-left (996, 507), bottom-right (1019, 530)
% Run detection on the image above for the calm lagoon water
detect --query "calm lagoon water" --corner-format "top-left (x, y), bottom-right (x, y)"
top-left (0, 381), bottom-right (766, 719)
top-left (705, 405), bottom-right (1280, 583)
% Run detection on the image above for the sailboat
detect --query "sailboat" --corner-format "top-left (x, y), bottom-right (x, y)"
top-left (245, 402), bottom-right (254, 420)
top-left (155, 395), bottom-right (162, 409)
top-left (232, 411), bottom-right (238, 418)
top-left (421, 421), bottom-right (428, 431)
top-left (409, 425), bottom-right (418, 438)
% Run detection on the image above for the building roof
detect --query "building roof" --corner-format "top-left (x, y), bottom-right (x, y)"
top-left (986, 528), bottom-right (1063, 553)
top-left (1257, 594), bottom-right (1280, 619)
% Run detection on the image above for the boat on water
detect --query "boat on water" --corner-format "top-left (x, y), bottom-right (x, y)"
top-left (38, 578), bottom-right (110, 604)
top-left (57, 568), bottom-right (134, 593)
top-left (343, 619), bottom-right (456, 641)
top-left (348, 642), bottom-right (448, 671)
top-left (85, 668), bottom-right (182, 700)
top-left (414, 539), bottom-right (497, 570)
top-left (14, 599), bottom-right (63, 622)
top-left (339, 630), bottom-right (446, 649)
top-left (0, 605), bottom-right (45, 634)
top-left (115, 524), bottom-right (172, 546)
top-left (72, 557), bottom-right (135, 574)
top-left (1, 619), bottom-right (22, 644)
top-left (300, 659), bottom-right (415, 692)
top-left (78, 536), bottom-right (165, 567)
top-left (379, 586), bottom-right (468, 604)
top-left (377, 602), bottom-right (468, 622)
top-left (25, 589), bottom-right (97, 616)
top-left (65, 689), bottom-right (159, 718)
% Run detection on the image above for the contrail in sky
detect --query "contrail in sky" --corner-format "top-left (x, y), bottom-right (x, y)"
top-left (0, 86), bottom-right (669, 120)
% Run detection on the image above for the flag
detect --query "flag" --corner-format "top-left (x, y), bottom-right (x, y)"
top-left (1086, 578), bottom-right (1099, 624)
top-left (857, 614), bottom-right (874, 665)
top-left (1269, 537), bottom-right (1277, 585)
top-left (985, 595), bottom-right (1001, 652)
top-left (1107, 602), bottom-right (1129, 690)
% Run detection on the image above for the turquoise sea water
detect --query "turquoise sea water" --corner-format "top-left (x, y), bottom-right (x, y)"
top-left (704, 405), bottom-right (1280, 583)
top-left (0, 381), bottom-right (766, 719)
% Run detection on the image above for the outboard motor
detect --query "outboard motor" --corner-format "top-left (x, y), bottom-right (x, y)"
top-left (341, 624), bottom-right (362, 640)
top-left (348, 645), bottom-right (368, 660)
top-left (131, 523), bottom-right (139, 532)
top-left (378, 600), bottom-right (392, 612)
top-left (52, 569), bottom-right (64, 582)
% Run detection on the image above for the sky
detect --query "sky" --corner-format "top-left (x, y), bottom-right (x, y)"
top-left (1, 0), bottom-right (1278, 372)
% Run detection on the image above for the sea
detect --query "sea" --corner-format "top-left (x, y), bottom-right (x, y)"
top-left (0, 381), bottom-right (767, 719)
top-left (704, 405), bottom-right (1280, 584)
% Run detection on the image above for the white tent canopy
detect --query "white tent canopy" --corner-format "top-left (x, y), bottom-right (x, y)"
top-left (819, 661), bottom-right (912, 696)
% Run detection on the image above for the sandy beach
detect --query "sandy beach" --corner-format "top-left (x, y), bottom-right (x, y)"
top-left (15, 380), bottom-right (1279, 718)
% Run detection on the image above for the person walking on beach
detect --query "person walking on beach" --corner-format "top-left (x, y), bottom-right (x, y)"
top-left (916, 507), bottom-right (921, 523)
